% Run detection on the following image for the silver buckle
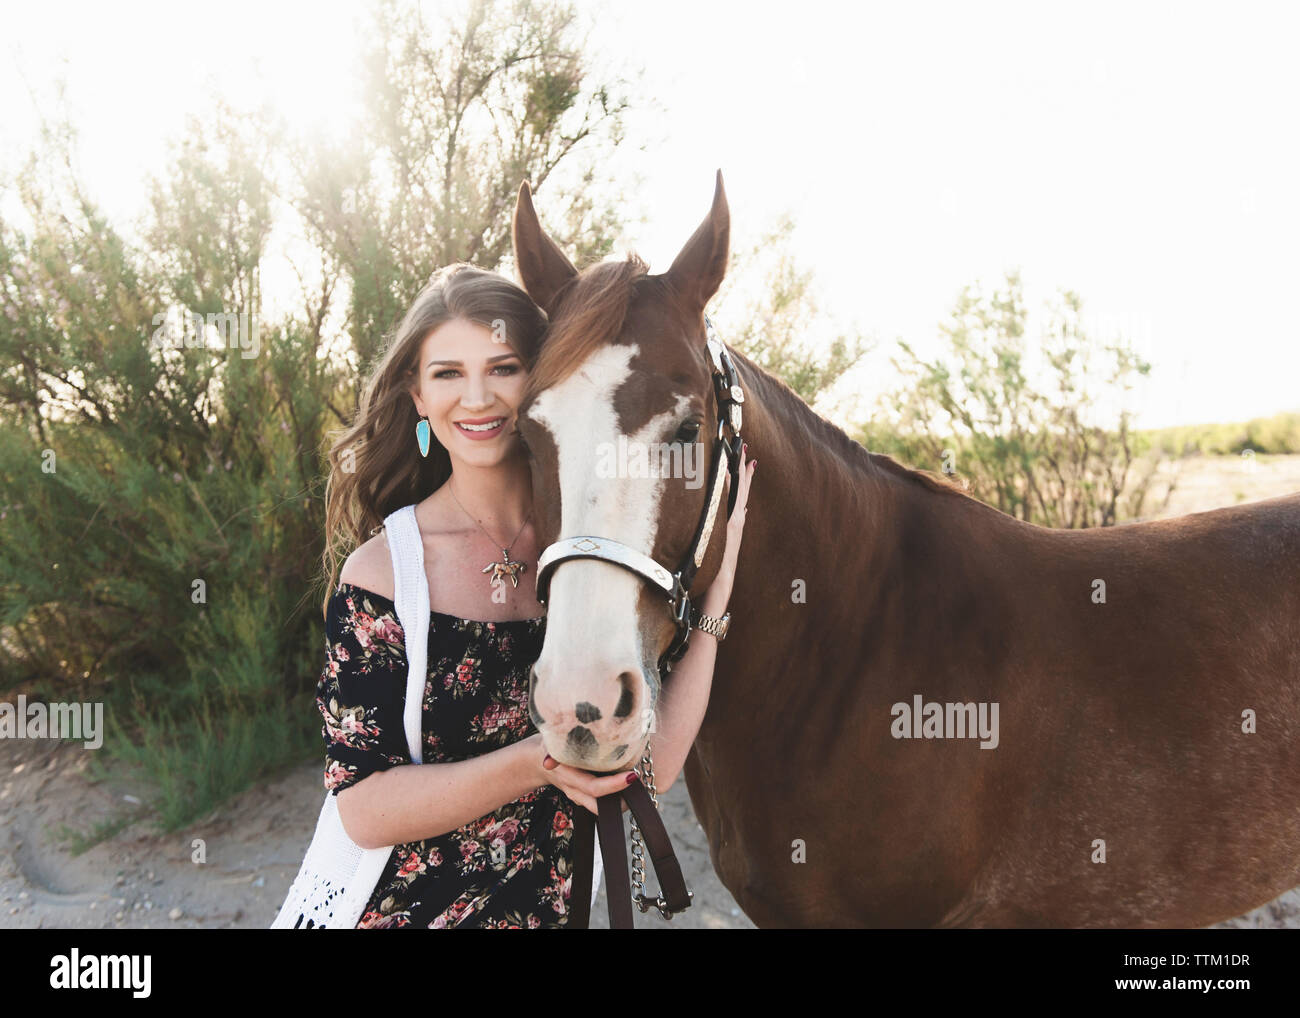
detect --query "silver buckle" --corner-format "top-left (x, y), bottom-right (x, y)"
top-left (634, 889), bottom-right (694, 920)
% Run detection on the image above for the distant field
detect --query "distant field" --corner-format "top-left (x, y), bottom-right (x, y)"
top-left (1132, 453), bottom-right (1300, 521)
top-left (1141, 411), bottom-right (1300, 458)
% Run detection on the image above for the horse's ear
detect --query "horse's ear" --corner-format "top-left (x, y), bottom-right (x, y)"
top-left (665, 170), bottom-right (730, 310)
top-left (512, 181), bottom-right (577, 316)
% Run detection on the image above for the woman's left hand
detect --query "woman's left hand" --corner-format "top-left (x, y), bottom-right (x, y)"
top-left (705, 442), bottom-right (755, 606)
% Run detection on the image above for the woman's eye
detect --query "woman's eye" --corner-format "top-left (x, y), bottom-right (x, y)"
top-left (433, 364), bottom-right (519, 379)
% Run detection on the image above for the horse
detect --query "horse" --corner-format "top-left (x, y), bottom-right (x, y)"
top-left (510, 171), bottom-right (1300, 927)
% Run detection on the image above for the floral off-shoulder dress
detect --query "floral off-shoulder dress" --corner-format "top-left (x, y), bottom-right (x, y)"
top-left (316, 582), bottom-right (579, 929)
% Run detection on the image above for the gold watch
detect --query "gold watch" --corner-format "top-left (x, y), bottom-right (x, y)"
top-left (690, 606), bottom-right (731, 640)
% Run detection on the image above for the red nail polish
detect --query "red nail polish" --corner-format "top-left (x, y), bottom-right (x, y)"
top-left (625, 772), bottom-right (637, 785)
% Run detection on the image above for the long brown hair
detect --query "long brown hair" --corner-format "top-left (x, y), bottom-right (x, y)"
top-left (319, 263), bottom-right (547, 615)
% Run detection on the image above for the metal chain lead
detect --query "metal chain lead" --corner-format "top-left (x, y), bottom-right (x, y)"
top-left (629, 741), bottom-right (668, 915)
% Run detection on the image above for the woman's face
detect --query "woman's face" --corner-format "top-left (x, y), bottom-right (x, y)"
top-left (409, 317), bottom-right (529, 467)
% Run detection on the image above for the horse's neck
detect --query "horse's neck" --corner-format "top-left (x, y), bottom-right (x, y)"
top-left (731, 351), bottom-right (1004, 640)
top-left (732, 351), bottom-right (896, 593)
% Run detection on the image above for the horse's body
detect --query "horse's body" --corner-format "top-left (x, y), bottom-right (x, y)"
top-left (683, 349), bottom-right (1300, 926)
top-left (511, 174), bottom-right (1300, 926)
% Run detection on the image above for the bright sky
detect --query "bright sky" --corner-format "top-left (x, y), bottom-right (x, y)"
top-left (3, 0), bottom-right (1297, 429)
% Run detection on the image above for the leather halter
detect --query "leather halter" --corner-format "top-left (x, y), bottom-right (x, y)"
top-left (534, 315), bottom-right (746, 676)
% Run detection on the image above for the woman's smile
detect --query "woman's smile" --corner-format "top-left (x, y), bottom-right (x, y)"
top-left (454, 415), bottom-right (507, 440)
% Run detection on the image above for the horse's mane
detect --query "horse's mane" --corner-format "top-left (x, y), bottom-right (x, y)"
top-left (866, 448), bottom-right (972, 498)
top-left (724, 343), bottom-right (972, 502)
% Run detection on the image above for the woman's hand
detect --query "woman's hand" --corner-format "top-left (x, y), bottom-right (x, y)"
top-left (541, 755), bottom-right (638, 816)
top-left (704, 442), bottom-right (756, 608)
top-left (521, 734), bottom-right (637, 815)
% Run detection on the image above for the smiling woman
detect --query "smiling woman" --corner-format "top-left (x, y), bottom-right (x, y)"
top-left (320, 263), bottom-right (548, 556)
top-left (281, 263), bottom-right (643, 929)
top-left (418, 320), bottom-right (526, 446)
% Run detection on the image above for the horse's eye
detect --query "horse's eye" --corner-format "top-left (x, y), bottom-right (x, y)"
top-left (674, 420), bottom-right (702, 444)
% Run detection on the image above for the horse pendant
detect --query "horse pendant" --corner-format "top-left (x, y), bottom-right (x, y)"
top-left (483, 550), bottom-right (527, 589)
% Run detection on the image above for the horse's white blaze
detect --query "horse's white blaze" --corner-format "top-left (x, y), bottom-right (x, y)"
top-left (528, 344), bottom-right (690, 765)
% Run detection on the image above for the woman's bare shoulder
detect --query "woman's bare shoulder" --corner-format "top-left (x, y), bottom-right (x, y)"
top-left (338, 531), bottom-right (395, 602)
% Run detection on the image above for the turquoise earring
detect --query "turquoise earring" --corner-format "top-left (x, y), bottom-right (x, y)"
top-left (415, 416), bottom-right (431, 458)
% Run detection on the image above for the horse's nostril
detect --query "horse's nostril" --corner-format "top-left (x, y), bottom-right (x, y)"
top-left (567, 726), bottom-right (597, 753)
top-left (614, 676), bottom-right (635, 719)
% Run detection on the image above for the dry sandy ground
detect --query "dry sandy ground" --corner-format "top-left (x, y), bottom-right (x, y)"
top-left (1140, 452), bottom-right (1300, 520)
top-left (1, 732), bottom-right (1297, 930)
top-left (0, 735), bottom-right (752, 930)
top-left (4, 456), bottom-right (1299, 931)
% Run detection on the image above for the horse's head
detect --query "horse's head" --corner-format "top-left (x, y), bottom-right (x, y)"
top-left (513, 172), bottom-right (739, 774)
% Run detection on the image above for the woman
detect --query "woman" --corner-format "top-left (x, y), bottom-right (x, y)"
top-left (316, 263), bottom-right (754, 928)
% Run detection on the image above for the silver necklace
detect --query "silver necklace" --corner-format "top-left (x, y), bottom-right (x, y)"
top-left (447, 482), bottom-right (533, 590)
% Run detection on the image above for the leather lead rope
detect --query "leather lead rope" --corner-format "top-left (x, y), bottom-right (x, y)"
top-left (566, 776), bottom-right (692, 929)
top-left (598, 792), bottom-right (635, 928)
top-left (566, 805), bottom-right (595, 929)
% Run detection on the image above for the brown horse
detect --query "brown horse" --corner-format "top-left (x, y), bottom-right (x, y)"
top-left (511, 172), bottom-right (1300, 927)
